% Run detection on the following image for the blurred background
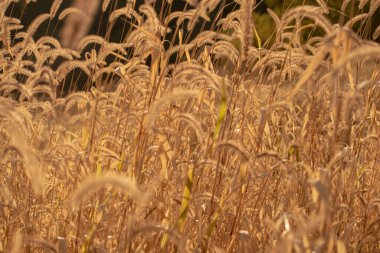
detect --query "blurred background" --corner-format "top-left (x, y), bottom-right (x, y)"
top-left (7, 0), bottom-right (380, 48)
top-left (5, 0), bottom-right (379, 94)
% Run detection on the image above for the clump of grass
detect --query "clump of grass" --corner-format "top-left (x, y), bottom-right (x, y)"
top-left (1, 0), bottom-right (380, 252)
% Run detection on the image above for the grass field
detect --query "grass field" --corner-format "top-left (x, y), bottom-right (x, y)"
top-left (1, 0), bottom-right (380, 252)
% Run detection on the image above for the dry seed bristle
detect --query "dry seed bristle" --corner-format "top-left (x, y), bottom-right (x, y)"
top-left (143, 88), bottom-right (200, 130)
top-left (71, 172), bottom-right (142, 208)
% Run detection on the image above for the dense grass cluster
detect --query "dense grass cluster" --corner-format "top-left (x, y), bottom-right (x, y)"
top-left (1, 0), bottom-right (380, 252)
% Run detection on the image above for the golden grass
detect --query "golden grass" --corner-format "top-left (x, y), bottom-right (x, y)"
top-left (1, 0), bottom-right (380, 252)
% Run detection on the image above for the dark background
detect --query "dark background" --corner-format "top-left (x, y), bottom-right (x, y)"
top-left (8, 0), bottom-right (268, 44)
top-left (6, 0), bottom-right (379, 50)
top-left (6, 0), bottom-right (379, 94)
top-left (5, 0), bottom-right (269, 93)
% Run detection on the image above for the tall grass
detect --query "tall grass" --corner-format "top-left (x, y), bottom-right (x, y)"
top-left (1, 0), bottom-right (380, 252)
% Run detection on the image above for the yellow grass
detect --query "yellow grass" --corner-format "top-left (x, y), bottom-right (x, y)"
top-left (1, 0), bottom-right (380, 252)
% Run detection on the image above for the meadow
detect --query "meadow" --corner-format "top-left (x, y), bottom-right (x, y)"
top-left (1, 0), bottom-right (380, 252)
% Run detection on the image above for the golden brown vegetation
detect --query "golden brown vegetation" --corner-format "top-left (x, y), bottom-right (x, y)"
top-left (1, 0), bottom-right (380, 252)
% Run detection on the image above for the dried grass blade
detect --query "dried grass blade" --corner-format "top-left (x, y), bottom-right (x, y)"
top-left (213, 81), bottom-right (227, 142)
top-left (203, 187), bottom-right (227, 247)
top-left (10, 231), bottom-right (23, 253)
top-left (177, 164), bottom-right (194, 232)
top-left (337, 240), bottom-right (348, 253)
top-left (162, 164), bottom-right (195, 247)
